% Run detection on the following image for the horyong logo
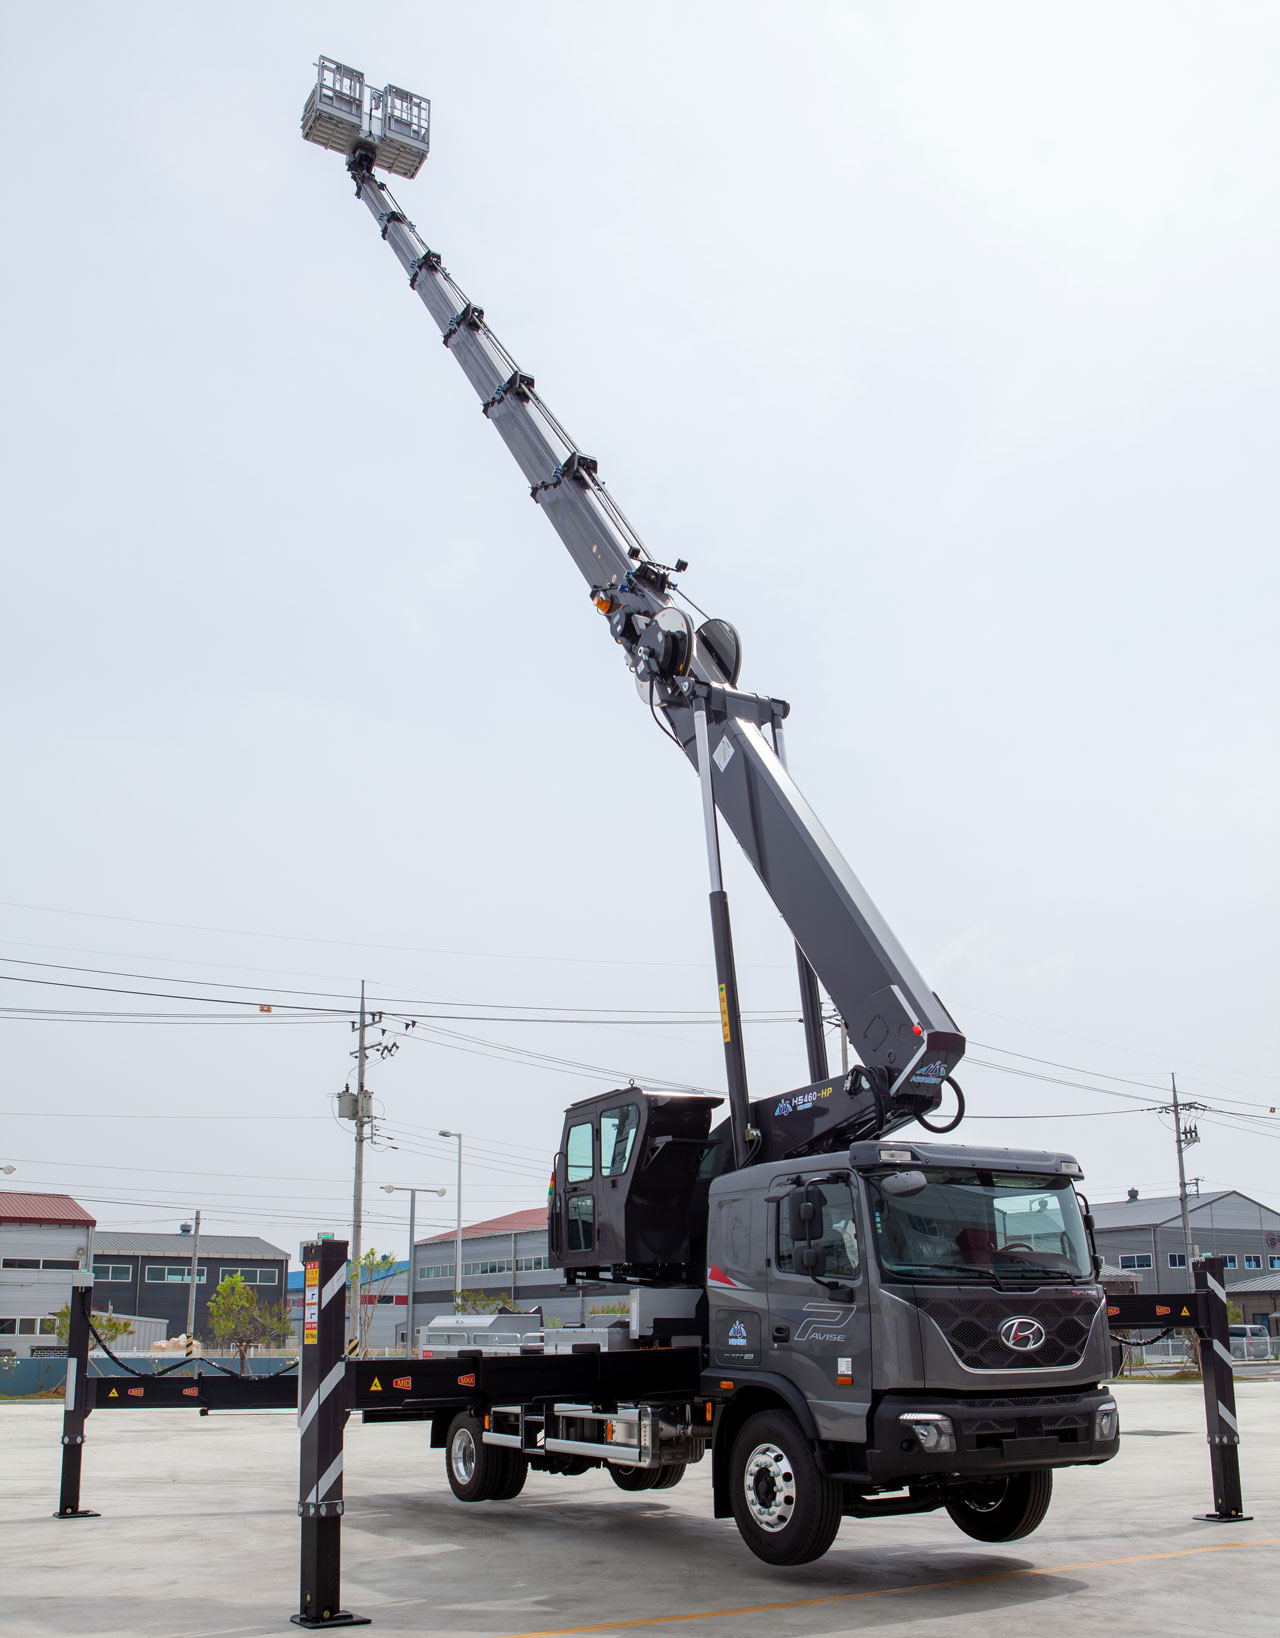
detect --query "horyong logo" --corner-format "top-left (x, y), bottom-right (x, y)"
top-left (728, 1320), bottom-right (748, 1346)
top-left (910, 1059), bottom-right (948, 1085)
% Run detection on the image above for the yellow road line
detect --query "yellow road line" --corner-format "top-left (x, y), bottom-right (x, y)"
top-left (499, 1536), bottom-right (1280, 1637)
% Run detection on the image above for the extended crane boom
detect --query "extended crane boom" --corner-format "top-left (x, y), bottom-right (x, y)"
top-left (303, 60), bottom-right (965, 1161)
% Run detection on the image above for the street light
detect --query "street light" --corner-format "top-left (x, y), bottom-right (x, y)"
top-left (380, 1183), bottom-right (445, 1355)
top-left (439, 1131), bottom-right (463, 1314)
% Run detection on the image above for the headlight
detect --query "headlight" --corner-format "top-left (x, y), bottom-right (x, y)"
top-left (898, 1412), bottom-right (956, 1454)
top-left (1095, 1401), bottom-right (1119, 1442)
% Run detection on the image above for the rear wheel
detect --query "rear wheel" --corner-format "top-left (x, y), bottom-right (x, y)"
top-left (444, 1410), bottom-right (525, 1502)
top-left (608, 1463), bottom-right (662, 1491)
top-left (652, 1463), bottom-right (686, 1490)
top-left (729, 1411), bottom-right (843, 1566)
top-left (945, 1470), bottom-right (1053, 1542)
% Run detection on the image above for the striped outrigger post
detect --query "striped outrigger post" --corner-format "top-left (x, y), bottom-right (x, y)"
top-left (291, 1239), bottom-right (368, 1629)
top-left (1192, 1255), bottom-right (1251, 1524)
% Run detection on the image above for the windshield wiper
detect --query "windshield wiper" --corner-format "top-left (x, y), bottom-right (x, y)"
top-left (990, 1252), bottom-right (1081, 1280)
top-left (884, 1261), bottom-right (1010, 1287)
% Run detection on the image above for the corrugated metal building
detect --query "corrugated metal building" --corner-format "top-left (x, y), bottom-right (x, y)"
top-left (408, 1208), bottom-right (628, 1339)
top-left (1091, 1189), bottom-right (1280, 1331)
top-left (92, 1232), bottom-right (289, 1342)
top-left (0, 1192), bottom-right (96, 1357)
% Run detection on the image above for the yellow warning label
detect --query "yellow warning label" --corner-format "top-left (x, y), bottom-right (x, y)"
top-left (107, 1387), bottom-right (119, 1398)
top-left (1181, 1306), bottom-right (1191, 1317)
top-left (304, 1326), bottom-right (317, 1345)
top-left (305, 1264), bottom-right (319, 1287)
top-left (369, 1376), bottom-right (382, 1392)
top-left (719, 984), bottom-right (731, 1043)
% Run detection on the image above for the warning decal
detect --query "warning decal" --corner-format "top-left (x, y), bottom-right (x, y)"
top-left (304, 1326), bottom-right (318, 1345)
top-left (107, 1387), bottom-right (119, 1398)
top-left (369, 1376), bottom-right (382, 1392)
top-left (719, 984), bottom-right (731, 1043)
top-left (305, 1263), bottom-right (319, 1287)
top-left (392, 1376), bottom-right (411, 1390)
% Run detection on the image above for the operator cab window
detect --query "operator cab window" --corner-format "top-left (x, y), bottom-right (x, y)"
top-left (566, 1121), bottom-right (594, 1182)
top-left (600, 1104), bottom-right (639, 1176)
top-left (567, 1194), bottom-right (595, 1252)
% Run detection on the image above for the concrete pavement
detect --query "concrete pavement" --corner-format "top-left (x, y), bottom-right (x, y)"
top-left (1, 1380), bottom-right (1276, 1637)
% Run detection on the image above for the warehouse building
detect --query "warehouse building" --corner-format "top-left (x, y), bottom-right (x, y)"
top-left (1091, 1189), bottom-right (1280, 1330)
top-left (1, 1192), bottom-right (96, 1357)
top-left (92, 1231), bottom-right (289, 1341)
top-left (408, 1208), bottom-right (627, 1338)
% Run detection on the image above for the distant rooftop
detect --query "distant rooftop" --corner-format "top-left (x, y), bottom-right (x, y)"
top-left (420, 1207), bottom-right (547, 1245)
top-left (1091, 1192), bottom-right (1231, 1230)
top-left (92, 1232), bottom-right (288, 1259)
top-left (0, 1191), bottom-right (96, 1227)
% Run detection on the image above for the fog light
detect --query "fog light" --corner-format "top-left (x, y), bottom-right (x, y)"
top-left (1095, 1401), bottom-right (1119, 1443)
top-left (898, 1412), bottom-right (956, 1454)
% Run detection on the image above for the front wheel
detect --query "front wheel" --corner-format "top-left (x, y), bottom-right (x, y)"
top-left (729, 1411), bottom-right (843, 1566)
top-left (945, 1470), bottom-right (1053, 1542)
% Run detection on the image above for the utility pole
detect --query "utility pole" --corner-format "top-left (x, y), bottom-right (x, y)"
top-left (1167, 1073), bottom-right (1204, 1293)
top-left (440, 1131), bottom-right (463, 1314)
top-left (184, 1209), bottom-right (202, 1356)
top-left (349, 981), bottom-right (370, 1350)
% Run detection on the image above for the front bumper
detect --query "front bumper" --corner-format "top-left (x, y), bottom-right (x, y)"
top-left (864, 1389), bottom-right (1120, 1484)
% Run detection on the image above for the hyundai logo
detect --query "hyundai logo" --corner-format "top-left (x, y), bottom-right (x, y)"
top-left (998, 1316), bottom-right (1046, 1351)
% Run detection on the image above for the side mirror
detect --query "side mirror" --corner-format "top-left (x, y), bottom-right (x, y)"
top-left (798, 1245), bottom-right (828, 1276)
top-left (787, 1185), bottom-right (822, 1244)
top-left (879, 1169), bottom-right (928, 1198)
top-left (1093, 1253), bottom-right (1104, 1278)
top-left (553, 1152), bottom-right (567, 1194)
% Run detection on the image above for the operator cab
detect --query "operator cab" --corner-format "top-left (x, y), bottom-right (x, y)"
top-left (549, 1089), bottom-right (723, 1284)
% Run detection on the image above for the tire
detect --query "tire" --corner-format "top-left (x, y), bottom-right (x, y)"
top-left (489, 1452), bottom-right (529, 1501)
top-left (652, 1463), bottom-right (686, 1490)
top-left (445, 1410), bottom-right (512, 1503)
top-left (729, 1411), bottom-right (843, 1566)
top-left (945, 1470), bottom-right (1053, 1542)
top-left (608, 1463), bottom-right (662, 1491)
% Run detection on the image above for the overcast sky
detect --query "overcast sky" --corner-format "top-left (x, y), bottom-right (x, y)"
top-left (2, 3), bottom-right (1277, 1268)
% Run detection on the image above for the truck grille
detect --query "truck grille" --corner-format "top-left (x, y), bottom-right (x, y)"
top-left (917, 1295), bottom-right (1099, 1370)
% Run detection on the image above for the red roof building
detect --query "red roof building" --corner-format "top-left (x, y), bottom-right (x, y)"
top-left (0, 1192), bottom-right (96, 1227)
top-left (421, 1207), bottom-right (547, 1244)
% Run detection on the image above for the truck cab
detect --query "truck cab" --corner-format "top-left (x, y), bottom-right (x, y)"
top-left (700, 1139), bottom-right (1118, 1561)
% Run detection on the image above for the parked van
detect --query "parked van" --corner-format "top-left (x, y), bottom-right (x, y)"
top-left (1228, 1323), bottom-right (1271, 1361)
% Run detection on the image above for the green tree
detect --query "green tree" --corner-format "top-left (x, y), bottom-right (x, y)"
top-left (53, 1305), bottom-right (133, 1347)
top-left (206, 1274), bottom-right (293, 1374)
top-left (352, 1249), bottom-right (402, 1354)
top-left (458, 1289), bottom-right (514, 1315)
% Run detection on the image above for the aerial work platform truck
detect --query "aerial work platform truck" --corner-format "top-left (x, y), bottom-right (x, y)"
top-left (302, 59), bottom-right (1119, 1566)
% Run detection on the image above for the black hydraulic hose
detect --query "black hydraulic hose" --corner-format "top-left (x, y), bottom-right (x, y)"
top-left (86, 1319), bottom-right (298, 1381)
top-left (916, 1074), bottom-right (966, 1134)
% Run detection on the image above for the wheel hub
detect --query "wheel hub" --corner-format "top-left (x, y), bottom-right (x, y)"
top-left (450, 1427), bottom-right (476, 1485)
top-left (742, 1442), bottom-right (796, 1532)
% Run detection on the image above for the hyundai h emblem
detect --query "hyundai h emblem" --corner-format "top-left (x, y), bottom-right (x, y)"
top-left (998, 1316), bottom-right (1046, 1351)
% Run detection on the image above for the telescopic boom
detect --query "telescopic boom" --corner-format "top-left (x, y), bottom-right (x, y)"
top-left (302, 60), bottom-right (965, 1160)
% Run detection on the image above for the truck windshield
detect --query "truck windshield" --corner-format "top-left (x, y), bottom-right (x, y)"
top-left (868, 1170), bottom-right (1091, 1283)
